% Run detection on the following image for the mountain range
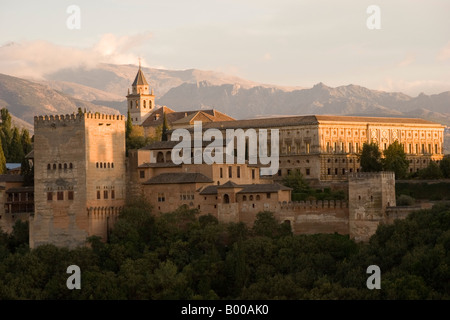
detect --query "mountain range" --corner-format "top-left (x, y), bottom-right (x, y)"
top-left (0, 63), bottom-right (449, 142)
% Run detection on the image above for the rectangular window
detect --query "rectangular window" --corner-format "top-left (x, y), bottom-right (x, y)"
top-left (348, 142), bottom-right (352, 153)
top-left (104, 190), bottom-right (108, 199)
top-left (416, 144), bottom-right (419, 154)
top-left (342, 168), bottom-right (346, 175)
top-left (47, 192), bottom-right (53, 201)
top-left (306, 142), bottom-right (310, 154)
top-left (158, 193), bottom-right (165, 202)
top-left (384, 143), bottom-right (387, 150)
top-left (111, 190), bottom-right (115, 199)
top-left (341, 142), bottom-right (345, 153)
top-left (355, 143), bottom-right (359, 152)
top-left (408, 144), bottom-right (412, 154)
top-left (326, 142), bottom-right (330, 152)
top-left (327, 168), bottom-right (331, 175)
top-left (57, 191), bottom-right (64, 201)
top-left (422, 144), bottom-right (425, 154)
top-left (237, 166), bottom-right (241, 178)
top-left (97, 191), bottom-right (101, 200)
top-left (266, 193), bottom-right (271, 199)
top-left (252, 169), bottom-right (256, 179)
top-left (140, 170), bottom-right (145, 179)
top-left (435, 144), bottom-right (438, 154)
top-left (68, 191), bottom-right (74, 200)
top-left (228, 166), bottom-right (232, 178)
top-left (335, 168), bottom-right (338, 175)
top-left (220, 168), bottom-right (223, 178)
top-left (306, 168), bottom-right (310, 176)
top-left (428, 144), bottom-right (432, 154)
top-left (334, 142), bottom-right (337, 153)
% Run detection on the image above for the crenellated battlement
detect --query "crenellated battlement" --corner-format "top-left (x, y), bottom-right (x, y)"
top-left (348, 171), bottom-right (395, 180)
top-left (34, 112), bottom-right (125, 127)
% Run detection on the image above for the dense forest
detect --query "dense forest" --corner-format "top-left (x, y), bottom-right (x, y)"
top-left (0, 198), bottom-right (449, 300)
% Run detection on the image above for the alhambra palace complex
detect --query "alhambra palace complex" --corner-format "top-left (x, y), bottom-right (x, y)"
top-left (0, 66), bottom-right (446, 248)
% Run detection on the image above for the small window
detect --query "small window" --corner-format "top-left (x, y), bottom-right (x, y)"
top-left (68, 191), bottom-right (74, 200)
top-left (108, 163), bottom-right (110, 168)
top-left (111, 190), bottom-right (115, 199)
top-left (158, 193), bottom-right (165, 202)
top-left (266, 193), bottom-right (271, 199)
top-left (57, 191), bottom-right (64, 201)
top-left (243, 195), bottom-right (247, 201)
top-left (47, 192), bottom-right (53, 201)
top-left (69, 163), bottom-right (73, 169)
top-left (237, 166), bottom-right (241, 178)
top-left (97, 191), bottom-right (101, 200)
top-left (111, 163), bottom-right (114, 168)
top-left (228, 166), bottom-right (232, 178)
top-left (64, 163), bottom-right (67, 169)
top-left (306, 168), bottom-right (310, 176)
top-left (47, 164), bottom-right (51, 170)
top-left (256, 195), bottom-right (260, 201)
top-left (100, 163), bottom-right (103, 168)
top-left (58, 164), bottom-right (62, 170)
top-left (96, 162), bottom-right (99, 168)
top-left (104, 190), bottom-right (108, 199)
top-left (252, 169), bottom-right (256, 179)
top-left (249, 195), bottom-right (254, 201)
top-left (140, 170), bottom-right (145, 179)
top-left (220, 168), bottom-right (223, 178)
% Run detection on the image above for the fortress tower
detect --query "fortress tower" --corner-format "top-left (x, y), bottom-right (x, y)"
top-left (30, 113), bottom-right (126, 248)
top-left (126, 63), bottom-right (155, 125)
top-left (348, 171), bottom-right (396, 241)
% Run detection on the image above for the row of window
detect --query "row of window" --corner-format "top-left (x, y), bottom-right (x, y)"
top-left (47, 191), bottom-right (74, 201)
top-left (219, 167), bottom-right (256, 179)
top-left (327, 168), bottom-right (360, 175)
top-left (96, 162), bottom-right (114, 169)
top-left (47, 163), bottom-right (73, 170)
top-left (323, 142), bottom-right (441, 155)
top-left (96, 190), bottom-right (115, 200)
top-left (129, 100), bottom-right (153, 109)
top-left (242, 193), bottom-right (271, 201)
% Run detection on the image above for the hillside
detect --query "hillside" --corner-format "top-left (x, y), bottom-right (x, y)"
top-left (0, 73), bottom-right (120, 131)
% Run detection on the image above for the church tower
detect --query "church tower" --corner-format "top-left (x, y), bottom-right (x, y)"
top-left (126, 62), bottom-right (155, 125)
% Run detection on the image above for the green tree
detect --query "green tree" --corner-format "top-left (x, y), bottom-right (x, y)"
top-left (8, 127), bottom-right (24, 163)
top-left (0, 108), bottom-right (13, 160)
top-left (418, 161), bottom-right (443, 179)
top-left (360, 142), bottom-right (383, 172)
top-left (126, 110), bottom-right (133, 140)
top-left (281, 170), bottom-right (310, 193)
top-left (161, 112), bottom-right (169, 141)
top-left (252, 211), bottom-right (292, 238)
top-left (439, 156), bottom-right (450, 178)
top-left (382, 141), bottom-right (409, 179)
top-left (0, 138), bottom-right (6, 174)
top-left (20, 129), bottom-right (32, 156)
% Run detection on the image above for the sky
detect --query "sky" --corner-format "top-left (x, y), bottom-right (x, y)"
top-left (0, 0), bottom-right (449, 96)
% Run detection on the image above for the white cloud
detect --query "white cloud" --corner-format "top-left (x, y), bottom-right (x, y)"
top-left (397, 54), bottom-right (415, 67)
top-left (0, 33), bottom-right (152, 79)
top-left (437, 41), bottom-right (450, 61)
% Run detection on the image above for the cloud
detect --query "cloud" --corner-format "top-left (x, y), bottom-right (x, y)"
top-left (437, 41), bottom-right (450, 61)
top-left (378, 77), bottom-right (450, 96)
top-left (0, 33), bottom-right (152, 79)
top-left (397, 54), bottom-right (415, 67)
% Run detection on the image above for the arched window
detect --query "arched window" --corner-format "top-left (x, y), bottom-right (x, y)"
top-left (143, 100), bottom-right (146, 108)
top-left (111, 163), bottom-right (114, 168)
top-left (104, 162), bottom-right (106, 168)
top-left (223, 194), bottom-right (230, 204)
top-left (256, 195), bottom-right (260, 201)
top-left (135, 101), bottom-right (139, 108)
top-left (157, 152), bottom-right (165, 163)
top-left (149, 100), bottom-right (152, 108)
top-left (243, 195), bottom-right (247, 201)
top-left (69, 163), bottom-right (73, 169)
top-left (64, 163), bottom-right (67, 169)
top-left (53, 164), bottom-right (56, 170)
top-left (96, 162), bottom-right (99, 168)
top-left (249, 195), bottom-right (254, 201)
top-left (100, 163), bottom-right (102, 168)
top-left (47, 164), bottom-right (51, 170)
top-left (58, 164), bottom-right (62, 170)
top-left (108, 163), bottom-right (110, 168)
top-left (166, 151), bottom-right (171, 162)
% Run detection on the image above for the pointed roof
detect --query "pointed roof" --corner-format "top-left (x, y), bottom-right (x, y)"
top-left (132, 66), bottom-right (149, 86)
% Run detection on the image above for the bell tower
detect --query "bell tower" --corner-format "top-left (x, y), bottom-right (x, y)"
top-left (126, 61), bottom-right (155, 125)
